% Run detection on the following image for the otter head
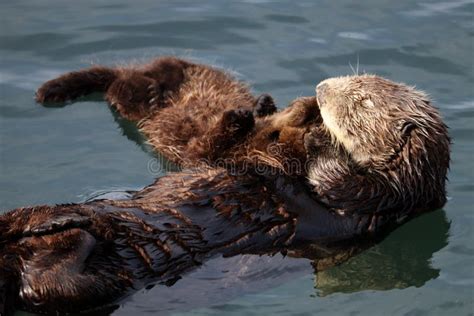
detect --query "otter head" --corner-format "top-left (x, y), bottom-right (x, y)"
top-left (309, 74), bottom-right (450, 214)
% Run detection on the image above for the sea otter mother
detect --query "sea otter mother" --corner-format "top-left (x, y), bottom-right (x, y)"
top-left (1, 57), bottom-right (450, 313)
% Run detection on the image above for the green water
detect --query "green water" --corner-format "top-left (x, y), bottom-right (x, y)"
top-left (1, 0), bottom-right (473, 315)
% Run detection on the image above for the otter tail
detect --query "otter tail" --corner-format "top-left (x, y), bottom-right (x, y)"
top-left (35, 66), bottom-right (118, 104)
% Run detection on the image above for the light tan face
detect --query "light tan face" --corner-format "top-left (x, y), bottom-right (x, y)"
top-left (315, 74), bottom-right (433, 165)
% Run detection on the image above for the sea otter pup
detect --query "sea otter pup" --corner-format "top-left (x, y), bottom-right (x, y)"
top-left (35, 57), bottom-right (318, 172)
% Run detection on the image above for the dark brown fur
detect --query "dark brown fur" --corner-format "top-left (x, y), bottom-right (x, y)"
top-left (1, 169), bottom-right (387, 314)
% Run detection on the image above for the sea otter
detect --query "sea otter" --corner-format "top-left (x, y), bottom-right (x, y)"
top-left (1, 59), bottom-right (450, 313)
top-left (35, 57), bottom-right (318, 172)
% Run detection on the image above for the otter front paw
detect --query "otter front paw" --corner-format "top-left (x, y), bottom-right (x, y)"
top-left (221, 108), bottom-right (255, 136)
top-left (201, 109), bottom-right (255, 161)
top-left (254, 94), bottom-right (277, 117)
top-left (304, 126), bottom-right (331, 155)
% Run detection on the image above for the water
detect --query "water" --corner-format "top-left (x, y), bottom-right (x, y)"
top-left (0, 0), bottom-right (473, 315)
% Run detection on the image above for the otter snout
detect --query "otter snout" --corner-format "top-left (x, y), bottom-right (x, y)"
top-left (316, 82), bottom-right (330, 107)
top-left (316, 82), bottom-right (329, 96)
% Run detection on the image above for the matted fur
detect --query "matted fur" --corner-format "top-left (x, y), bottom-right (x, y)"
top-left (0, 167), bottom-right (382, 313)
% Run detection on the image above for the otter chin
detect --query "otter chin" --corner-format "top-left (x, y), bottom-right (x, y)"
top-left (306, 74), bottom-right (450, 217)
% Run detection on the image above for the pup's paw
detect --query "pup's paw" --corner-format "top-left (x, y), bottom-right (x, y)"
top-left (254, 93), bottom-right (277, 117)
top-left (221, 108), bottom-right (255, 135)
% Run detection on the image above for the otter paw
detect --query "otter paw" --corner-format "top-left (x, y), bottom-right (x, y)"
top-left (221, 108), bottom-right (255, 135)
top-left (36, 80), bottom-right (75, 104)
top-left (304, 126), bottom-right (331, 154)
top-left (254, 93), bottom-right (277, 117)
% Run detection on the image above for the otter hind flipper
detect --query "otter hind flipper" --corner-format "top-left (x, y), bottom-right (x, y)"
top-left (36, 66), bottom-right (117, 104)
top-left (105, 57), bottom-right (192, 121)
top-left (17, 229), bottom-right (113, 312)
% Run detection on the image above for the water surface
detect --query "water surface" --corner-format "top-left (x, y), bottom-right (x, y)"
top-left (1, 0), bottom-right (473, 315)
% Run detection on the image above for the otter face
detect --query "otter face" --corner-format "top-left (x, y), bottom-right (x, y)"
top-left (316, 74), bottom-right (448, 167)
top-left (307, 74), bottom-right (450, 215)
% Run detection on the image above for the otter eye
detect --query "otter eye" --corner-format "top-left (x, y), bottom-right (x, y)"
top-left (269, 130), bottom-right (280, 141)
top-left (360, 98), bottom-right (375, 108)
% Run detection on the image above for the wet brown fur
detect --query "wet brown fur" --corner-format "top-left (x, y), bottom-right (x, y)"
top-left (0, 169), bottom-right (384, 314)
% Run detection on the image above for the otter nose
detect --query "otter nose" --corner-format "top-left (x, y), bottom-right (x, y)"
top-left (316, 82), bottom-right (329, 107)
top-left (316, 82), bottom-right (329, 96)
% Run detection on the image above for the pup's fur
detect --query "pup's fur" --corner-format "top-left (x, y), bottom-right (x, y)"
top-left (36, 57), bottom-right (319, 173)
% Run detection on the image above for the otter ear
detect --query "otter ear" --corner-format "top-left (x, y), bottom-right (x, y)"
top-left (400, 120), bottom-right (417, 136)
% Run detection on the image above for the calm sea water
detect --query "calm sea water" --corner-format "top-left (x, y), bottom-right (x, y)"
top-left (1, 0), bottom-right (473, 315)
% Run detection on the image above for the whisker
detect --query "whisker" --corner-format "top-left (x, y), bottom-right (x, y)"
top-left (349, 61), bottom-right (356, 76)
top-left (356, 54), bottom-right (360, 75)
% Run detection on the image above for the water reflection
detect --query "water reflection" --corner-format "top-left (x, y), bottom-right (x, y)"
top-left (312, 210), bottom-right (450, 296)
top-left (39, 93), bottom-right (179, 174)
